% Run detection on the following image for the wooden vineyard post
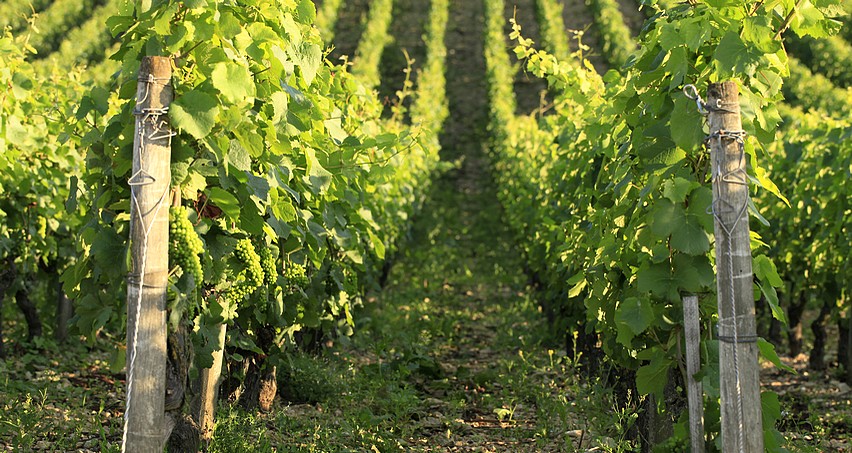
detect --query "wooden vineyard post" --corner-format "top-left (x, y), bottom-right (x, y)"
top-left (124, 56), bottom-right (173, 452)
top-left (707, 81), bottom-right (763, 452)
top-left (683, 294), bottom-right (704, 452)
top-left (193, 322), bottom-right (227, 445)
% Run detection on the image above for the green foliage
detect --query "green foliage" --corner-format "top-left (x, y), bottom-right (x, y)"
top-left (78, 42), bottom-right (122, 87)
top-left (0, 32), bottom-right (87, 320)
top-left (755, 104), bottom-right (851, 336)
top-left (352, 0), bottom-right (395, 90)
top-left (787, 34), bottom-right (852, 88)
top-left (36, 0), bottom-right (119, 69)
top-left (784, 57), bottom-right (852, 119)
top-left (278, 352), bottom-right (338, 404)
top-left (314, 0), bottom-right (344, 43)
top-left (0, 341), bottom-right (124, 451)
top-left (62, 0), bottom-right (448, 392)
top-left (534, 0), bottom-right (572, 61)
top-left (485, 0), bottom-right (844, 448)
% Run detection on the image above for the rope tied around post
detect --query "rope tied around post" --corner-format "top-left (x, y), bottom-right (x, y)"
top-left (684, 84), bottom-right (742, 116)
top-left (133, 105), bottom-right (177, 150)
top-left (123, 165), bottom-right (170, 453)
top-left (708, 129), bottom-right (749, 236)
top-left (134, 74), bottom-right (176, 152)
top-left (683, 84), bottom-right (709, 115)
top-left (135, 74), bottom-right (172, 106)
top-left (717, 315), bottom-right (759, 344)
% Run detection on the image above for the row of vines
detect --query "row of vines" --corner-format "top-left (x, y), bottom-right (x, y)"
top-left (2, 0), bottom-right (450, 447)
top-left (482, 0), bottom-right (849, 450)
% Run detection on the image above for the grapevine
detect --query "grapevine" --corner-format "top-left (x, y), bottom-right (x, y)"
top-left (484, 0), bottom-right (846, 448)
top-left (23, 0), bottom-right (102, 57)
top-left (36, 0), bottom-right (120, 69)
top-left (0, 33), bottom-right (87, 341)
top-left (0, 0), bottom-right (51, 32)
top-left (59, 0), bottom-right (451, 409)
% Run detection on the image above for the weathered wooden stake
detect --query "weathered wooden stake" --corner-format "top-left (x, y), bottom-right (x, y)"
top-left (125, 55), bottom-right (172, 452)
top-left (707, 81), bottom-right (763, 453)
top-left (193, 322), bottom-right (227, 445)
top-left (683, 294), bottom-right (704, 452)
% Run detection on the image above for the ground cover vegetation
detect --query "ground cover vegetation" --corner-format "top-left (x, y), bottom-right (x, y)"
top-left (0, 0), bottom-right (850, 451)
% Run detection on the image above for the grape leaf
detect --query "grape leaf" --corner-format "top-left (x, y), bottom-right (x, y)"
top-left (636, 352), bottom-right (671, 398)
top-left (367, 229), bottom-right (386, 260)
top-left (615, 297), bottom-right (655, 345)
top-left (662, 177), bottom-right (698, 203)
top-left (171, 89), bottom-right (219, 139)
top-left (753, 254), bottom-right (783, 287)
top-left (757, 338), bottom-right (794, 372)
top-left (670, 95), bottom-right (705, 151)
top-left (211, 61), bottom-right (256, 104)
top-left (206, 187), bottom-right (240, 219)
top-left (649, 198), bottom-right (710, 255)
top-left (295, 0), bottom-right (316, 24)
top-left (714, 31), bottom-right (762, 77)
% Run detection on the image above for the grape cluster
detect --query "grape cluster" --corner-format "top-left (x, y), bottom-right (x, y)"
top-left (283, 262), bottom-right (309, 294)
top-left (225, 239), bottom-right (264, 304)
top-left (259, 247), bottom-right (277, 285)
top-left (225, 280), bottom-right (256, 304)
top-left (234, 239), bottom-right (263, 287)
top-left (169, 206), bottom-right (204, 287)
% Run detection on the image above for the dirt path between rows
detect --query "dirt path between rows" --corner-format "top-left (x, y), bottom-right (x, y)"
top-left (327, 0), bottom-right (588, 450)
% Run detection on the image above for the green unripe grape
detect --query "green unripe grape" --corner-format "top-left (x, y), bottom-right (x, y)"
top-left (227, 239), bottom-right (264, 303)
top-left (283, 262), bottom-right (309, 294)
top-left (169, 206), bottom-right (204, 287)
top-left (234, 239), bottom-right (263, 288)
top-left (259, 247), bottom-right (277, 285)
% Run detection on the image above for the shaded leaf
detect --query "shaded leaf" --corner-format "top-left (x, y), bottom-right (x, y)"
top-left (207, 187), bottom-right (240, 220)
